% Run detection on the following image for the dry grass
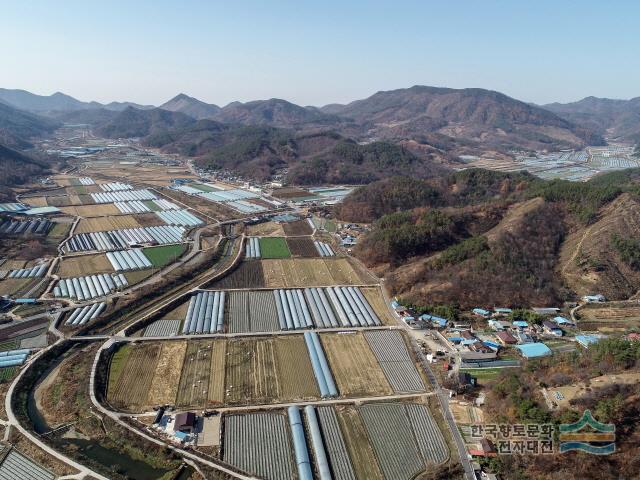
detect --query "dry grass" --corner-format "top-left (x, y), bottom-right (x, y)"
top-left (56, 254), bottom-right (114, 277)
top-left (23, 196), bottom-right (47, 207)
top-left (0, 279), bottom-right (31, 296)
top-left (109, 343), bottom-right (162, 410)
top-left (321, 332), bottom-right (392, 397)
top-left (225, 338), bottom-right (280, 405)
top-left (260, 258), bottom-right (371, 287)
top-left (336, 405), bottom-right (384, 480)
top-left (176, 340), bottom-right (214, 408)
top-left (208, 340), bottom-right (227, 404)
top-left (147, 341), bottom-right (187, 405)
top-left (75, 216), bottom-right (134, 233)
top-left (59, 204), bottom-right (120, 217)
top-left (160, 300), bottom-right (190, 320)
top-left (361, 287), bottom-right (396, 325)
top-left (246, 222), bottom-right (285, 237)
top-left (274, 335), bottom-right (319, 400)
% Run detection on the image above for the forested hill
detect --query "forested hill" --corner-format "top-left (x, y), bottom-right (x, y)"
top-left (0, 144), bottom-right (49, 201)
top-left (143, 121), bottom-right (448, 184)
top-left (0, 102), bottom-right (60, 149)
top-left (343, 169), bottom-right (640, 308)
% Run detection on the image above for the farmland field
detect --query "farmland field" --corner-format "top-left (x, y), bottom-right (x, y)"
top-left (258, 237), bottom-right (291, 259)
top-left (321, 332), bottom-right (392, 397)
top-left (361, 287), bottom-right (396, 325)
top-left (227, 290), bottom-right (280, 333)
top-left (176, 340), bottom-right (215, 408)
top-left (56, 253), bottom-right (114, 277)
top-left (245, 221), bottom-right (284, 237)
top-left (225, 338), bottom-right (279, 405)
top-left (336, 405), bottom-right (384, 480)
top-left (261, 258), bottom-right (373, 288)
top-left (225, 336), bottom-right (318, 405)
top-left (578, 302), bottom-right (640, 331)
top-left (282, 220), bottom-right (313, 235)
top-left (317, 406), bottom-right (357, 480)
top-left (364, 330), bottom-right (427, 392)
top-left (359, 403), bottom-right (448, 478)
top-left (142, 244), bottom-right (186, 267)
top-left (274, 335), bottom-right (319, 399)
top-left (208, 340), bottom-right (226, 404)
top-left (108, 343), bottom-right (161, 410)
top-left (59, 204), bottom-right (120, 217)
top-left (223, 413), bottom-right (295, 480)
top-left (286, 237), bottom-right (320, 257)
top-left (209, 261), bottom-right (265, 289)
top-left (147, 341), bottom-right (187, 404)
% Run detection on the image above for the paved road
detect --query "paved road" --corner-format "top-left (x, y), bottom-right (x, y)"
top-left (88, 339), bottom-right (257, 480)
top-left (4, 342), bottom-right (110, 480)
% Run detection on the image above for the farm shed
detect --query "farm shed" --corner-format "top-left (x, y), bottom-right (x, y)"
top-left (174, 412), bottom-right (197, 433)
top-left (496, 331), bottom-right (517, 345)
top-left (542, 320), bottom-right (563, 336)
top-left (516, 342), bottom-right (552, 358)
top-left (575, 335), bottom-right (603, 348)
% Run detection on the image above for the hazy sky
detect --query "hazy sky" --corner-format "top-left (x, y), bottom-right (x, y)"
top-left (1, 0), bottom-right (638, 107)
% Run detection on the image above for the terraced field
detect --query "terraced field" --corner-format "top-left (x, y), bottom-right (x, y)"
top-left (321, 332), bottom-right (392, 397)
top-left (317, 406), bottom-right (357, 480)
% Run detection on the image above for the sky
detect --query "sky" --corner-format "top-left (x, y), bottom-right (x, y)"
top-left (1, 0), bottom-right (638, 107)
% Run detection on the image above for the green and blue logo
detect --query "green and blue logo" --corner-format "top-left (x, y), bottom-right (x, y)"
top-left (559, 410), bottom-right (615, 455)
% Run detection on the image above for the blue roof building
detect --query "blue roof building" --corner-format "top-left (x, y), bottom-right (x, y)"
top-left (494, 308), bottom-right (513, 314)
top-left (174, 431), bottom-right (189, 442)
top-left (473, 308), bottom-right (491, 317)
top-left (420, 313), bottom-right (448, 327)
top-left (483, 341), bottom-right (500, 351)
top-left (512, 320), bottom-right (529, 328)
top-left (516, 343), bottom-right (552, 358)
top-left (553, 316), bottom-right (573, 325)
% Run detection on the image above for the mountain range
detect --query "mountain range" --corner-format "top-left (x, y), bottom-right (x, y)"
top-left (2, 85), bottom-right (640, 185)
top-left (544, 96), bottom-right (640, 143)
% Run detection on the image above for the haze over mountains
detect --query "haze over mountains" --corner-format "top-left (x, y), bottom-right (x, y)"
top-left (1, 84), bottom-right (639, 185)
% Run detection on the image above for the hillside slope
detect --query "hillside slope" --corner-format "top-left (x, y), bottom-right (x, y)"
top-left (346, 170), bottom-right (640, 308)
top-left (212, 98), bottom-right (344, 128)
top-left (324, 85), bottom-right (603, 151)
top-left (159, 94), bottom-right (220, 119)
top-left (544, 96), bottom-right (640, 143)
top-left (95, 107), bottom-right (196, 138)
top-left (144, 121), bottom-right (447, 183)
top-left (0, 144), bottom-right (49, 201)
top-left (0, 102), bottom-right (60, 148)
top-left (560, 193), bottom-right (640, 300)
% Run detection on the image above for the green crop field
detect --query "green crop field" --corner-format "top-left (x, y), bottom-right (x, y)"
top-left (143, 244), bottom-right (187, 267)
top-left (142, 200), bottom-right (162, 212)
top-left (258, 237), bottom-right (291, 259)
top-left (0, 340), bottom-right (18, 352)
top-left (0, 367), bottom-right (17, 382)
top-left (191, 183), bottom-right (219, 192)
